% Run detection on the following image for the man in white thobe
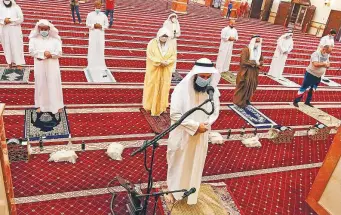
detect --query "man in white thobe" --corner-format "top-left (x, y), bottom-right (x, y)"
top-left (86, 1), bottom-right (109, 81)
top-left (29, 20), bottom-right (64, 114)
top-left (216, 19), bottom-right (238, 73)
top-left (166, 58), bottom-right (220, 205)
top-left (0, 0), bottom-right (25, 68)
top-left (268, 30), bottom-right (294, 79)
top-left (318, 29), bottom-right (336, 82)
top-left (163, 13), bottom-right (181, 74)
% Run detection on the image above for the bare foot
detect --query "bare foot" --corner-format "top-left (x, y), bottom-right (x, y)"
top-left (165, 193), bottom-right (175, 204)
top-left (58, 108), bottom-right (63, 113)
top-left (36, 108), bottom-right (41, 113)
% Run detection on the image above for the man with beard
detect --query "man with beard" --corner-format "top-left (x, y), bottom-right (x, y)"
top-left (233, 35), bottom-right (263, 108)
top-left (166, 58), bottom-right (220, 205)
top-left (0, 0), bottom-right (25, 68)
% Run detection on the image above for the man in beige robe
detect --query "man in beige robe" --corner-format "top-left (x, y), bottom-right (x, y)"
top-left (166, 58), bottom-right (220, 205)
top-left (142, 27), bottom-right (176, 116)
top-left (233, 35), bottom-right (264, 108)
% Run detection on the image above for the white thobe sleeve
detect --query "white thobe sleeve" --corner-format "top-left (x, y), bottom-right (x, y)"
top-left (9, 6), bottom-right (24, 25)
top-left (86, 13), bottom-right (95, 30)
top-left (0, 10), bottom-right (5, 25)
top-left (29, 39), bottom-right (46, 60)
top-left (176, 23), bottom-right (181, 38)
top-left (234, 30), bottom-right (238, 41)
top-left (102, 15), bottom-right (109, 30)
top-left (221, 28), bottom-right (231, 42)
top-left (170, 95), bottom-right (200, 136)
top-left (51, 40), bottom-right (62, 59)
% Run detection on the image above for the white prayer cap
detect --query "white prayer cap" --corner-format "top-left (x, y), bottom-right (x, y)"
top-left (29, 19), bottom-right (60, 40)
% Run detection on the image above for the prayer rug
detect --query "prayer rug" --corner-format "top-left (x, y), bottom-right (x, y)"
top-left (158, 183), bottom-right (242, 215)
top-left (0, 67), bottom-right (30, 82)
top-left (24, 108), bottom-right (71, 141)
top-left (267, 75), bottom-right (300, 87)
top-left (221, 71), bottom-right (236, 84)
top-left (228, 104), bottom-right (277, 128)
top-left (321, 78), bottom-right (341, 87)
top-left (171, 72), bottom-right (183, 84)
top-left (140, 108), bottom-right (170, 134)
top-left (297, 103), bottom-right (341, 127)
top-left (84, 68), bottom-right (116, 83)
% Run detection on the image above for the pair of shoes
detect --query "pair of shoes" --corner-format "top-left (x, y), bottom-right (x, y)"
top-left (293, 102), bottom-right (299, 107)
top-left (304, 102), bottom-right (314, 108)
top-left (322, 79), bottom-right (330, 83)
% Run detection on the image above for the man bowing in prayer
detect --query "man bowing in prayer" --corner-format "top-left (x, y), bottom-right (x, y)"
top-left (163, 13), bottom-right (181, 74)
top-left (233, 35), bottom-right (263, 108)
top-left (216, 19), bottom-right (238, 73)
top-left (29, 20), bottom-right (64, 114)
top-left (0, 0), bottom-right (25, 68)
top-left (143, 27), bottom-right (176, 116)
top-left (86, 1), bottom-right (109, 81)
top-left (166, 58), bottom-right (220, 205)
top-left (268, 30), bottom-right (294, 79)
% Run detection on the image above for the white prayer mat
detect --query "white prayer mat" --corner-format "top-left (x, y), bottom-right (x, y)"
top-left (84, 68), bottom-right (116, 83)
top-left (296, 103), bottom-right (341, 127)
top-left (0, 67), bottom-right (30, 82)
top-left (267, 75), bottom-right (300, 87)
top-left (221, 71), bottom-right (236, 84)
top-left (24, 108), bottom-right (71, 141)
top-left (321, 78), bottom-right (341, 87)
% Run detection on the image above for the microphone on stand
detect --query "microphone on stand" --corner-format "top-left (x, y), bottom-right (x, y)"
top-left (206, 86), bottom-right (215, 101)
top-left (182, 187), bottom-right (196, 198)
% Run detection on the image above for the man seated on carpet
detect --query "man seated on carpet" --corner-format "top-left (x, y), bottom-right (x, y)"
top-left (293, 45), bottom-right (332, 108)
top-left (0, 0), bottom-right (25, 69)
top-left (86, 1), bottom-right (109, 75)
top-left (29, 19), bottom-right (64, 114)
top-left (142, 27), bottom-right (176, 116)
top-left (268, 30), bottom-right (294, 80)
top-left (216, 19), bottom-right (238, 74)
top-left (317, 29), bottom-right (336, 83)
top-left (166, 58), bottom-right (220, 205)
top-left (233, 35), bottom-right (263, 108)
top-left (163, 13), bottom-right (181, 75)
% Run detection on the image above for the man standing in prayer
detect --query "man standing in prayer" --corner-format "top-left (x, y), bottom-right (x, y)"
top-left (142, 28), bottom-right (176, 116)
top-left (216, 19), bottom-right (238, 73)
top-left (268, 30), bottom-right (294, 79)
top-left (318, 29), bottom-right (336, 82)
top-left (163, 13), bottom-right (181, 74)
top-left (166, 58), bottom-right (220, 205)
top-left (29, 20), bottom-right (64, 114)
top-left (233, 35), bottom-right (264, 108)
top-left (0, 0), bottom-right (25, 68)
top-left (86, 1), bottom-right (109, 80)
top-left (293, 45), bottom-right (332, 108)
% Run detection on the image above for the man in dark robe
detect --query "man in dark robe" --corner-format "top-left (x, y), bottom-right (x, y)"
top-left (233, 35), bottom-right (264, 108)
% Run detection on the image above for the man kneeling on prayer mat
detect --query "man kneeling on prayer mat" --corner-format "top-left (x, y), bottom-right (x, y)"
top-left (166, 58), bottom-right (220, 205)
top-left (0, 0), bottom-right (25, 69)
top-left (29, 20), bottom-right (64, 114)
top-left (233, 35), bottom-right (263, 108)
top-left (293, 45), bottom-right (332, 108)
top-left (142, 27), bottom-right (176, 116)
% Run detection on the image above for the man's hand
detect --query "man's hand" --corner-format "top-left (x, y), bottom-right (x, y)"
top-left (325, 62), bottom-right (330, 68)
top-left (4, 18), bottom-right (11, 25)
top-left (196, 123), bottom-right (208, 134)
top-left (229, 37), bottom-right (235, 41)
top-left (161, 61), bottom-right (169, 67)
top-left (44, 51), bottom-right (52, 59)
top-left (94, 23), bottom-right (102, 29)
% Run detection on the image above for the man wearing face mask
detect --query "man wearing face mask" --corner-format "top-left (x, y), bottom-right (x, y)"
top-left (268, 30), bottom-right (294, 79)
top-left (216, 19), bottom-right (238, 74)
top-left (318, 29), bottom-right (336, 83)
top-left (85, 1), bottom-right (109, 81)
top-left (29, 20), bottom-right (64, 114)
top-left (143, 28), bottom-right (176, 116)
top-left (163, 13), bottom-right (181, 75)
top-left (166, 58), bottom-right (220, 205)
top-left (0, 0), bottom-right (25, 69)
top-left (233, 35), bottom-right (264, 108)
top-left (293, 45), bottom-right (332, 108)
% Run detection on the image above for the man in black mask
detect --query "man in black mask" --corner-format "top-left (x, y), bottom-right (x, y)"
top-left (0, 0), bottom-right (26, 69)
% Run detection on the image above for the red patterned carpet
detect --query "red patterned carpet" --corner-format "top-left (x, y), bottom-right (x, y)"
top-left (1, 0), bottom-right (340, 214)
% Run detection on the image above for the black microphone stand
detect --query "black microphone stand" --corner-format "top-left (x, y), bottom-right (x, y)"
top-left (131, 98), bottom-right (214, 215)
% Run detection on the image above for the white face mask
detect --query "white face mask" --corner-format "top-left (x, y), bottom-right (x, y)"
top-left (329, 35), bottom-right (334, 39)
top-left (159, 36), bottom-right (168, 43)
top-left (95, 9), bottom-right (100, 14)
top-left (40, 30), bottom-right (49, 38)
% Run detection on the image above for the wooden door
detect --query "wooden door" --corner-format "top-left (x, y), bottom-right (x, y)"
top-left (261, 0), bottom-right (274, 21)
top-left (301, 5), bottom-right (316, 33)
top-left (295, 5), bottom-right (307, 28)
top-left (323, 10), bottom-right (341, 37)
top-left (250, 0), bottom-right (263, 19)
top-left (274, 1), bottom-right (291, 26)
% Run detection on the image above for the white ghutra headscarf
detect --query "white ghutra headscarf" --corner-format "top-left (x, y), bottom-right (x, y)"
top-left (29, 19), bottom-right (61, 41)
top-left (156, 27), bottom-right (171, 57)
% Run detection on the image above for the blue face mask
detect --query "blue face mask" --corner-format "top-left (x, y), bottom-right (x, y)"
top-left (40, 31), bottom-right (49, 37)
top-left (95, 9), bottom-right (100, 14)
top-left (195, 76), bottom-right (211, 87)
